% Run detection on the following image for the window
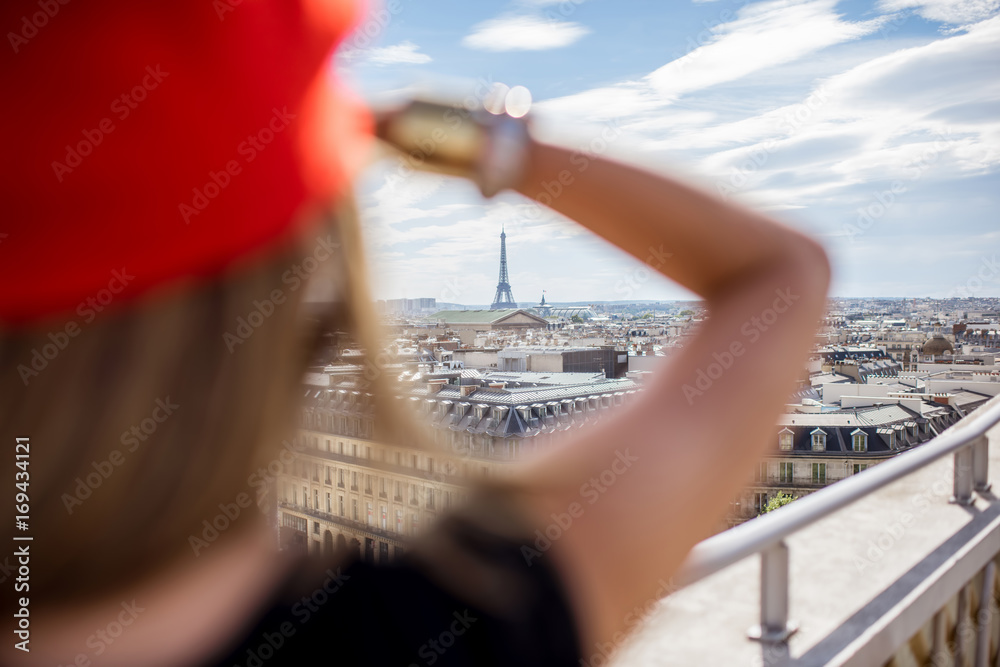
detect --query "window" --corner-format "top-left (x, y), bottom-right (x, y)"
top-left (325, 492), bottom-right (331, 514)
top-left (379, 477), bottom-right (387, 498)
top-left (754, 493), bottom-right (768, 514)
top-left (351, 471), bottom-right (358, 491)
top-left (756, 462), bottom-right (767, 483)
top-left (395, 509), bottom-right (403, 533)
top-left (812, 463), bottom-right (826, 484)
top-left (412, 455), bottom-right (418, 469)
top-left (312, 465), bottom-right (319, 482)
top-left (427, 489), bottom-right (435, 510)
top-left (292, 486), bottom-right (297, 505)
top-left (302, 486), bottom-right (308, 508)
top-left (365, 446), bottom-right (372, 459)
top-left (325, 439), bottom-right (331, 452)
top-left (338, 496), bottom-right (344, 517)
top-left (852, 429), bottom-right (867, 452)
top-left (366, 502), bottom-right (373, 526)
top-left (338, 441), bottom-right (344, 454)
top-left (352, 500), bottom-right (358, 521)
top-left (380, 505), bottom-right (387, 529)
top-left (853, 463), bottom-right (868, 475)
top-left (313, 521), bottom-right (320, 535)
top-left (282, 514), bottom-right (308, 533)
top-left (325, 466), bottom-right (331, 485)
top-left (779, 462), bottom-right (793, 484)
top-left (778, 429), bottom-right (794, 451)
top-left (352, 444), bottom-right (358, 457)
top-left (394, 482), bottom-right (402, 502)
top-left (313, 489), bottom-right (319, 509)
top-left (337, 469), bottom-right (344, 488)
top-left (428, 457), bottom-right (434, 473)
top-left (365, 475), bottom-right (372, 495)
top-left (410, 485), bottom-right (419, 506)
top-left (811, 429), bottom-right (826, 452)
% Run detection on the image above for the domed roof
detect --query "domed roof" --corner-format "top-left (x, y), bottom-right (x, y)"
top-left (922, 336), bottom-right (954, 355)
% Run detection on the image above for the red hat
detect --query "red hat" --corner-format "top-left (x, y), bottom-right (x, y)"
top-left (0, 0), bottom-right (372, 324)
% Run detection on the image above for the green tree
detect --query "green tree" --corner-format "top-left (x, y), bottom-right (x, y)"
top-left (679, 309), bottom-right (694, 316)
top-left (571, 315), bottom-right (583, 323)
top-left (762, 492), bottom-right (795, 514)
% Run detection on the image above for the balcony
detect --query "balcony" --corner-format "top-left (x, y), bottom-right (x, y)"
top-left (298, 446), bottom-right (466, 485)
top-left (616, 392), bottom-right (1000, 666)
top-left (278, 501), bottom-right (406, 545)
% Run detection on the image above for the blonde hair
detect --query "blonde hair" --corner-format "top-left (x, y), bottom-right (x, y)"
top-left (0, 199), bottom-right (397, 605)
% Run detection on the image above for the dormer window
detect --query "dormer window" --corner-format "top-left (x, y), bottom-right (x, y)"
top-left (851, 428), bottom-right (867, 452)
top-left (811, 428), bottom-right (827, 452)
top-left (778, 428), bottom-right (794, 451)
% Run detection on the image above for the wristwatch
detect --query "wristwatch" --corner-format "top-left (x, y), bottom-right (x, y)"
top-left (373, 93), bottom-right (532, 198)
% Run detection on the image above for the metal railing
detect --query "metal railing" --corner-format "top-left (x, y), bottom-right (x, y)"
top-left (673, 392), bottom-right (1000, 644)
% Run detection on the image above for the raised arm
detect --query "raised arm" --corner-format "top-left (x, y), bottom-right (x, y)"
top-left (503, 137), bottom-right (830, 651)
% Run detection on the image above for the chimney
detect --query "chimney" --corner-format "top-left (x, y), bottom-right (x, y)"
top-left (460, 385), bottom-right (478, 397)
top-left (426, 378), bottom-right (448, 393)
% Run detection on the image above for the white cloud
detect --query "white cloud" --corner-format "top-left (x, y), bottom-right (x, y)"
top-left (535, 0), bottom-right (889, 127)
top-left (342, 41), bottom-right (432, 66)
top-left (878, 0), bottom-right (1000, 24)
top-left (536, 7), bottom-right (1000, 212)
top-left (462, 15), bottom-right (590, 51)
top-left (647, 0), bottom-right (884, 101)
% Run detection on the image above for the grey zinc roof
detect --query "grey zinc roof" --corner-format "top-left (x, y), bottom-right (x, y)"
top-left (425, 309), bottom-right (527, 324)
top-left (777, 403), bottom-right (920, 428)
top-left (413, 378), bottom-right (638, 407)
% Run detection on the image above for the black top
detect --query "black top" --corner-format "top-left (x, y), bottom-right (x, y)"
top-left (206, 491), bottom-right (582, 666)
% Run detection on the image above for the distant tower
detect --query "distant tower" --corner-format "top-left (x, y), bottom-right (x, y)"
top-left (490, 225), bottom-right (517, 309)
top-left (536, 290), bottom-right (552, 317)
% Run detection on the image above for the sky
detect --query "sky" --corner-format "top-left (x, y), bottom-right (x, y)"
top-left (336, 0), bottom-right (1000, 304)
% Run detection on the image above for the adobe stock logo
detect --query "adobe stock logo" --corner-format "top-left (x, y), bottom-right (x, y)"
top-left (17, 268), bottom-right (135, 386)
top-left (51, 65), bottom-right (169, 182)
top-left (6, 0), bottom-right (71, 54)
top-left (178, 107), bottom-right (296, 224)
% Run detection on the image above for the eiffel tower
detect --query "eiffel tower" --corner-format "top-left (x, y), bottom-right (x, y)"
top-left (490, 225), bottom-right (517, 310)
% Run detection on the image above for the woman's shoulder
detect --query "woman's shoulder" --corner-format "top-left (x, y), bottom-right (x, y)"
top-left (205, 497), bottom-right (582, 666)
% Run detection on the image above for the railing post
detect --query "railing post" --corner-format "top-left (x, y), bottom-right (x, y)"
top-left (975, 561), bottom-right (994, 667)
top-left (956, 586), bottom-right (970, 667)
top-left (952, 446), bottom-right (975, 505)
top-left (749, 540), bottom-right (798, 643)
top-left (973, 435), bottom-right (991, 493)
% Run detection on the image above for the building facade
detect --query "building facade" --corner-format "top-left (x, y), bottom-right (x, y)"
top-left (278, 371), bottom-right (641, 560)
top-left (727, 392), bottom-right (989, 526)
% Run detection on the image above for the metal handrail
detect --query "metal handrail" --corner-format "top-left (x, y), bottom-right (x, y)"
top-left (671, 392), bottom-right (1000, 642)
